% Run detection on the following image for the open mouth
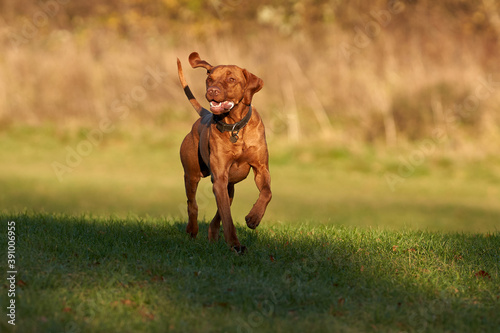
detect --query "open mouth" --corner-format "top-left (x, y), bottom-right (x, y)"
top-left (210, 100), bottom-right (235, 114)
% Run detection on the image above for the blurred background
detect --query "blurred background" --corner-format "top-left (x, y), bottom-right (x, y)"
top-left (1, 0), bottom-right (499, 232)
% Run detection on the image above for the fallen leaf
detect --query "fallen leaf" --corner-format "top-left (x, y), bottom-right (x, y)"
top-left (17, 279), bottom-right (27, 287)
top-left (139, 307), bottom-right (155, 321)
top-left (360, 266), bottom-right (365, 272)
top-left (392, 245), bottom-right (399, 252)
top-left (338, 297), bottom-right (345, 307)
top-left (62, 307), bottom-right (72, 313)
top-left (121, 299), bottom-right (135, 306)
top-left (152, 275), bottom-right (165, 282)
top-left (269, 255), bottom-right (275, 262)
top-left (475, 270), bottom-right (491, 279)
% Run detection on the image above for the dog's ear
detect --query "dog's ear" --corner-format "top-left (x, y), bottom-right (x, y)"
top-left (242, 69), bottom-right (264, 105)
top-left (189, 52), bottom-right (213, 73)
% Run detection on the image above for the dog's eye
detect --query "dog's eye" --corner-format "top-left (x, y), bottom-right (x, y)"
top-left (227, 77), bottom-right (236, 83)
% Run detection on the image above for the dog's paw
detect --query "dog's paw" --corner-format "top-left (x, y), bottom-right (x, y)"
top-left (245, 213), bottom-right (261, 230)
top-left (208, 226), bottom-right (220, 242)
top-left (186, 225), bottom-right (198, 239)
top-left (232, 245), bottom-right (247, 255)
top-left (208, 233), bottom-right (220, 242)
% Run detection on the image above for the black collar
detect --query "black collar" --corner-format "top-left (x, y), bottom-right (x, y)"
top-left (214, 105), bottom-right (252, 143)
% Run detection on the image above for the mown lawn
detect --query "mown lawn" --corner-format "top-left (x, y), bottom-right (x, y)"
top-left (1, 212), bottom-right (499, 333)
top-left (1, 125), bottom-right (500, 232)
top-left (1, 126), bottom-right (500, 332)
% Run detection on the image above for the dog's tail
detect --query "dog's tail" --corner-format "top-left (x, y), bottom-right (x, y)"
top-left (177, 58), bottom-right (210, 116)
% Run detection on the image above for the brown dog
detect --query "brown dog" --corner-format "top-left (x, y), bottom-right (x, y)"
top-left (177, 52), bottom-right (272, 253)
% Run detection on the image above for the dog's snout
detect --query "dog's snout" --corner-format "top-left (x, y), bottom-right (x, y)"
top-left (207, 86), bottom-right (221, 99)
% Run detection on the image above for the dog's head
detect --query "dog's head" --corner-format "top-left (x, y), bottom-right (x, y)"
top-left (189, 52), bottom-right (263, 115)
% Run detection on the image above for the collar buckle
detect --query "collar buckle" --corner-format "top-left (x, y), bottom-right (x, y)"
top-left (215, 105), bottom-right (252, 143)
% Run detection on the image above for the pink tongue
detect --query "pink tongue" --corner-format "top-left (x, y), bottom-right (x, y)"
top-left (210, 101), bottom-right (234, 113)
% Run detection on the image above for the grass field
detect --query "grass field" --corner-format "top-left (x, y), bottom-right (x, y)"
top-left (1, 213), bottom-right (499, 333)
top-left (1, 125), bottom-right (500, 332)
top-left (1, 125), bottom-right (500, 232)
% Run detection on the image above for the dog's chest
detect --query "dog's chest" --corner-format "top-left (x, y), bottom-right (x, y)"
top-left (228, 154), bottom-right (252, 183)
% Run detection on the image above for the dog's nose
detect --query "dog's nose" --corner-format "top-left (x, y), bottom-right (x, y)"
top-left (207, 86), bottom-right (221, 98)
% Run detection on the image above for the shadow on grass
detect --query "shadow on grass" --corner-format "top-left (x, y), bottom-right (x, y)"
top-left (1, 212), bottom-right (499, 333)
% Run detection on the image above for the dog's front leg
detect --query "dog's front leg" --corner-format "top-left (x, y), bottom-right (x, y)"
top-left (208, 183), bottom-right (235, 241)
top-left (211, 168), bottom-right (242, 250)
top-left (246, 161), bottom-right (272, 229)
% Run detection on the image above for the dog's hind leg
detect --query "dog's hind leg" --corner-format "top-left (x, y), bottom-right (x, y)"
top-left (184, 174), bottom-right (201, 238)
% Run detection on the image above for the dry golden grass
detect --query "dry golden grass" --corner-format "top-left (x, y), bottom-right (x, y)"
top-left (0, 0), bottom-right (499, 152)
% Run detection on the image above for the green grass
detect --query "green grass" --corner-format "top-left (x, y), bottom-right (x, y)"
top-left (1, 125), bottom-right (500, 332)
top-left (1, 125), bottom-right (500, 232)
top-left (1, 212), bottom-right (499, 333)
